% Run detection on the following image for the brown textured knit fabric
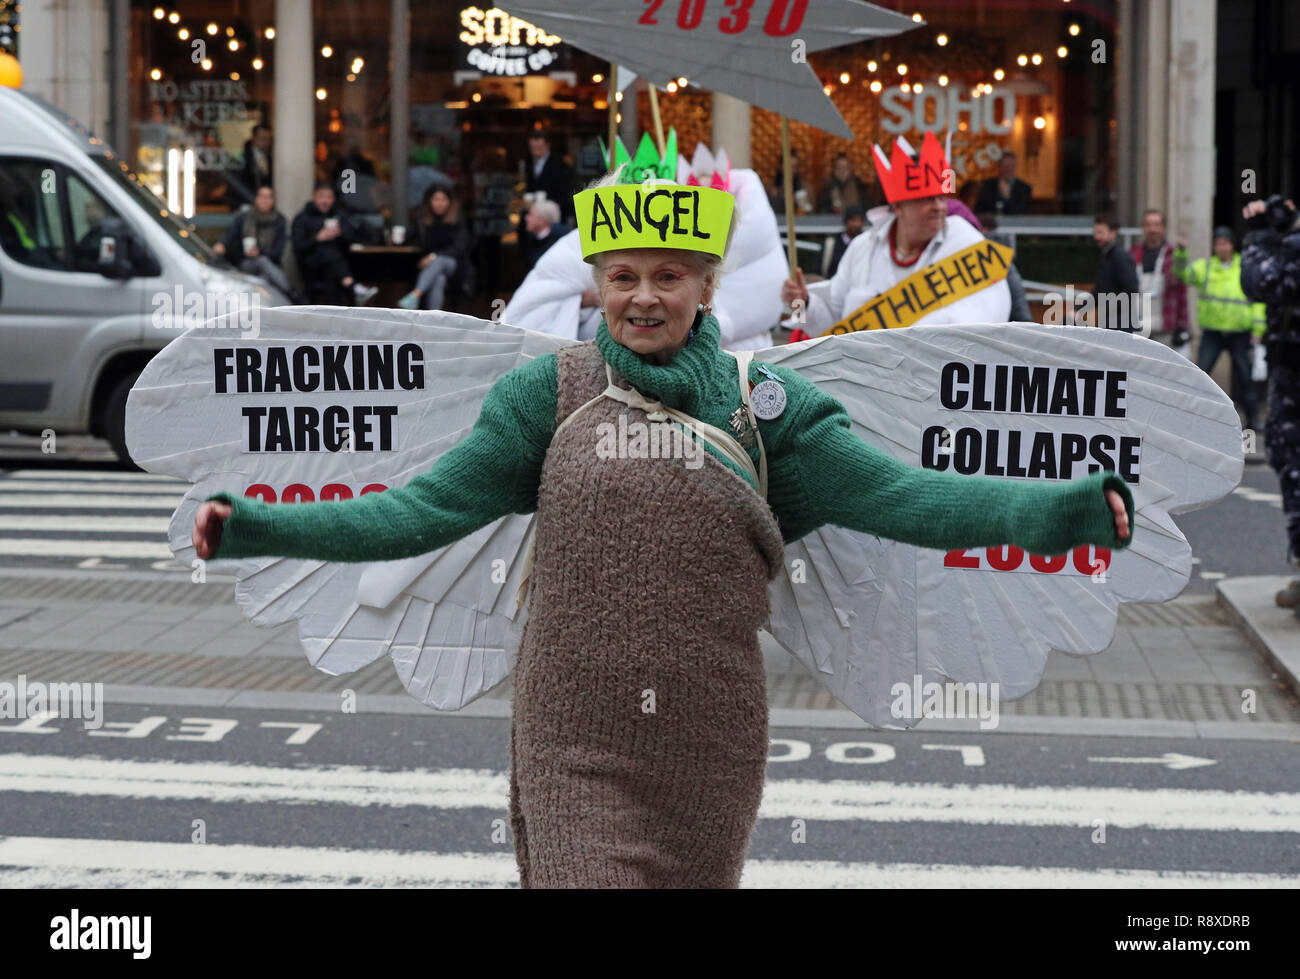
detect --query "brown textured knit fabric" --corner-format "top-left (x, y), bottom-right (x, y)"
top-left (508, 341), bottom-right (784, 888)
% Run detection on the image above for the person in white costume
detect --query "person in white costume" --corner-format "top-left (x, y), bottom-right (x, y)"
top-left (504, 141), bottom-right (785, 350)
top-left (783, 131), bottom-right (1012, 334)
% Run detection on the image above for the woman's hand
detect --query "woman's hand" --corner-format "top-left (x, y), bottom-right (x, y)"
top-left (192, 500), bottom-right (232, 560)
top-left (1106, 487), bottom-right (1130, 542)
top-left (419, 253), bottom-right (436, 269)
top-left (781, 268), bottom-right (809, 307)
top-left (580, 288), bottom-right (600, 308)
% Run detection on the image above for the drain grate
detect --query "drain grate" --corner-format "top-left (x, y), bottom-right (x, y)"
top-left (0, 574), bottom-right (232, 606)
top-left (1117, 600), bottom-right (1226, 627)
top-left (998, 678), bottom-right (1299, 723)
top-left (0, 647), bottom-right (511, 699)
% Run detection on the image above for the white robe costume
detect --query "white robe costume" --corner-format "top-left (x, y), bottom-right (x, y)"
top-left (804, 213), bottom-right (1012, 334)
top-left (502, 168), bottom-right (785, 350)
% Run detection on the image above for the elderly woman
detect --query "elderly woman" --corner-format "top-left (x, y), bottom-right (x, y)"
top-left (192, 169), bottom-right (1133, 889)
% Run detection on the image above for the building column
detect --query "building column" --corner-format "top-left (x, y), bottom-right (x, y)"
top-left (1117, 0), bottom-right (1215, 252)
top-left (274, 0), bottom-right (314, 227)
top-left (389, 0), bottom-right (409, 225)
top-left (1166, 0), bottom-right (1216, 258)
top-left (20, 0), bottom-right (110, 137)
top-left (712, 91), bottom-right (751, 169)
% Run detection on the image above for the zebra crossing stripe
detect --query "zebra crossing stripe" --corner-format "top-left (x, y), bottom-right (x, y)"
top-left (2, 754), bottom-right (1299, 833)
top-left (6, 470), bottom-right (185, 483)
top-left (0, 516), bottom-right (172, 533)
top-left (0, 494), bottom-right (182, 510)
top-left (0, 480), bottom-right (187, 495)
top-left (0, 539), bottom-right (174, 558)
top-left (0, 837), bottom-right (1295, 888)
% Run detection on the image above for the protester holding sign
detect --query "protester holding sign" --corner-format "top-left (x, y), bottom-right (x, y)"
top-left (189, 149), bottom-right (1133, 889)
top-left (782, 131), bottom-right (1014, 336)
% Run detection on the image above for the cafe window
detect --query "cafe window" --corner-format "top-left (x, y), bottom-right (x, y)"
top-left (128, 2), bottom-right (278, 216)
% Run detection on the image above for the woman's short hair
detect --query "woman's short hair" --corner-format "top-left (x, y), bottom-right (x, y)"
top-left (584, 171), bottom-right (740, 292)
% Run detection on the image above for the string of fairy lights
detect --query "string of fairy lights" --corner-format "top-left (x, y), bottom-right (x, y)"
top-left (147, 6), bottom-right (363, 104)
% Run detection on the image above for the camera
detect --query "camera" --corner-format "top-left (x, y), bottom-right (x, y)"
top-left (1264, 194), bottom-right (1300, 234)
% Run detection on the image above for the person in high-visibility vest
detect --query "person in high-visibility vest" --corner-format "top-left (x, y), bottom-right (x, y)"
top-left (1173, 226), bottom-right (1267, 431)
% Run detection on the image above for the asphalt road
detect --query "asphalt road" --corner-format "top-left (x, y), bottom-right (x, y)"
top-left (1, 702), bottom-right (1296, 886)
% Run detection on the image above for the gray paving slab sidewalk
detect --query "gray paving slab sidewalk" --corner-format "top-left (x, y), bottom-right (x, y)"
top-left (0, 568), bottom-right (1297, 733)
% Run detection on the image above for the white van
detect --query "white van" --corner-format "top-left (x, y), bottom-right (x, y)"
top-left (0, 88), bottom-right (288, 464)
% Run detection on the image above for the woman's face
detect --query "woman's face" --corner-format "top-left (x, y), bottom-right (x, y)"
top-left (599, 249), bottom-right (711, 364)
top-left (430, 190), bottom-right (450, 216)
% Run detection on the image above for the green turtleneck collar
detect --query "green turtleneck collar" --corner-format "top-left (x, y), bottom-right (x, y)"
top-left (595, 310), bottom-right (728, 410)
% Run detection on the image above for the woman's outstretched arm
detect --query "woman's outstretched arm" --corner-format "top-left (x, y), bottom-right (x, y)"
top-left (764, 369), bottom-right (1134, 553)
top-left (193, 354), bottom-right (558, 563)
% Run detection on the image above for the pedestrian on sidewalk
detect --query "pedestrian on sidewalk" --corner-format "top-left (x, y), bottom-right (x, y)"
top-left (191, 168), bottom-right (1133, 889)
top-left (1130, 209), bottom-right (1190, 354)
top-left (1241, 195), bottom-right (1300, 610)
top-left (1173, 227), bottom-right (1266, 431)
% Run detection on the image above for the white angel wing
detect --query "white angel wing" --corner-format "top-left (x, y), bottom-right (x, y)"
top-left (125, 305), bottom-right (577, 710)
top-left (755, 324), bottom-right (1243, 727)
top-left (501, 231), bottom-right (588, 339)
top-left (713, 169), bottom-right (786, 350)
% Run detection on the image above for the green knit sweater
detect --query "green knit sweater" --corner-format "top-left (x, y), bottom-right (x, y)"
top-left (210, 315), bottom-right (1135, 562)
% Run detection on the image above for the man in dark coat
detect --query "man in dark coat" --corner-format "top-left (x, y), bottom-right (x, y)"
top-left (524, 132), bottom-right (574, 222)
top-left (1092, 213), bottom-right (1139, 331)
top-left (975, 151), bottom-right (1033, 216)
top-left (290, 183), bottom-right (376, 305)
top-left (824, 206), bottom-right (866, 277)
top-left (1242, 195), bottom-right (1300, 605)
top-left (234, 124), bottom-right (273, 207)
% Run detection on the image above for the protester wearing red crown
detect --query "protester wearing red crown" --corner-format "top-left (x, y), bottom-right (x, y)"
top-left (782, 131), bottom-right (1015, 338)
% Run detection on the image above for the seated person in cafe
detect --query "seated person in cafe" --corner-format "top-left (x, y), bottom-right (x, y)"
top-left (398, 185), bottom-right (472, 311)
top-left (520, 198), bottom-right (570, 274)
top-left (290, 182), bottom-right (377, 305)
top-left (214, 185), bottom-right (301, 301)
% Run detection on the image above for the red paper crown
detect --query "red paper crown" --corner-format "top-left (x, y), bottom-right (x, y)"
top-left (871, 131), bottom-right (950, 203)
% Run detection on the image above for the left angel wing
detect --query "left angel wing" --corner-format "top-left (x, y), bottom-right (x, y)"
top-left (126, 305), bottom-right (577, 710)
top-left (753, 324), bottom-right (1243, 727)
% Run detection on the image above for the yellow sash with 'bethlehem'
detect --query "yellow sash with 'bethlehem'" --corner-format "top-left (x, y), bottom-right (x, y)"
top-left (824, 239), bottom-right (1015, 335)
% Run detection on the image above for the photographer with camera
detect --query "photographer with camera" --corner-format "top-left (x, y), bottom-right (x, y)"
top-left (1241, 194), bottom-right (1300, 611)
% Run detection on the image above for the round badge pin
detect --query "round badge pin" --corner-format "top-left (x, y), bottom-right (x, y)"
top-left (750, 379), bottom-right (787, 420)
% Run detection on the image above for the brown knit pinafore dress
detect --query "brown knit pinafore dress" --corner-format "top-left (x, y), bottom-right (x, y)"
top-left (507, 342), bottom-right (785, 888)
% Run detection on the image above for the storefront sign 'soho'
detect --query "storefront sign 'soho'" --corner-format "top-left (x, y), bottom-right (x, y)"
top-left (880, 86), bottom-right (1016, 135)
top-left (459, 6), bottom-right (562, 76)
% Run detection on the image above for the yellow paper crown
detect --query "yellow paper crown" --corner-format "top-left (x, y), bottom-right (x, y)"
top-left (573, 183), bottom-right (734, 263)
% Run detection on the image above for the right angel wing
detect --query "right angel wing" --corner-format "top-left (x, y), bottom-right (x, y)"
top-left (752, 324), bottom-right (1243, 727)
top-left (126, 305), bottom-right (577, 710)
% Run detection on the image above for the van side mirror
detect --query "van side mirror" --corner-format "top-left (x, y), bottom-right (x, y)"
top-left (96, 217), bottom-right (135, 279)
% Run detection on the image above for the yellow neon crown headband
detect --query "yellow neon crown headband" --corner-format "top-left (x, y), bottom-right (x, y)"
top-left (573, 183), bottom-right (734, 263)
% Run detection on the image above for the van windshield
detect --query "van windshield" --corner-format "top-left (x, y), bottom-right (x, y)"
top-left (90, 155), bottom-right (219, 265)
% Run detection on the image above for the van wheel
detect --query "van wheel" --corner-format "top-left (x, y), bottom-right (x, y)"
top-left (104, 369), bottom-right (142, 470)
